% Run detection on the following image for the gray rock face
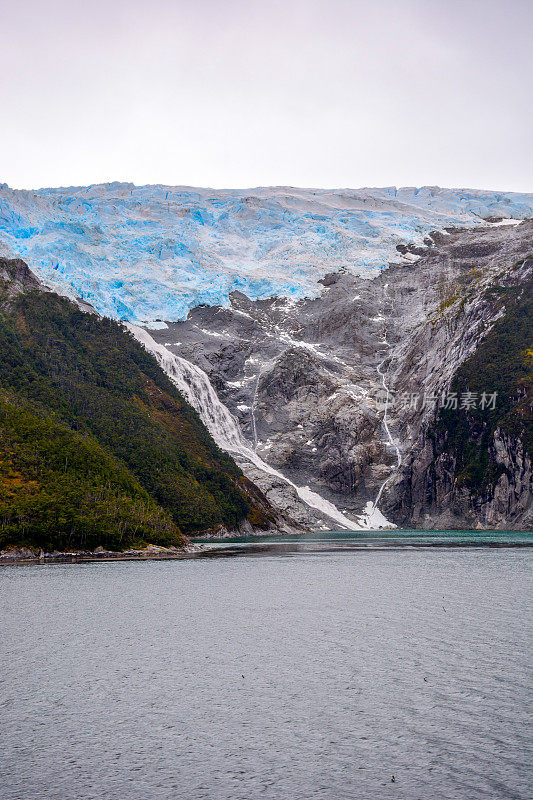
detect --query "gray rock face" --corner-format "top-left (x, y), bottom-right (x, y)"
top-left (389, 426), bottom-right (532, 531)
top-left (382, 226), bottom-right (532, 530)
top-left (0, 257), bottom-right (44, 303)
top-left (150, 220), bottom-right (532, 529)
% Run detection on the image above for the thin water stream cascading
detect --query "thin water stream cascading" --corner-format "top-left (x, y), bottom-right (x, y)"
top-left (365, 284), bottom-right (401, 526)
top-left (127, 324), bottom-right (365, 530)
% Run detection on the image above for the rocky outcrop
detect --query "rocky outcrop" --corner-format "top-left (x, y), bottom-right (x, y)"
top-left (150, 220), bottom-right (532, 530)
top-left (0, 257), bottom-right (44, 305)
top-left (386, 250), bottom-right (532, 529)
top-left (390, 426), bottom-right (532, 530)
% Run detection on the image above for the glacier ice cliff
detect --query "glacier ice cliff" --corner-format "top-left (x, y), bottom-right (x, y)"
top-left (0, 183), bottom-right (532, 323)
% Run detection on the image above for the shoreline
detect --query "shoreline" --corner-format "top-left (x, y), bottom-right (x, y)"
top-left (0, 544), bottom-right (206, 567)
top-left (1, 531), bottom-right (532, 566)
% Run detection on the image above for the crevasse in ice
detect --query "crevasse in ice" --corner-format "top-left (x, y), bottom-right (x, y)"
top-left (0, 182), bottom-right (531, 323)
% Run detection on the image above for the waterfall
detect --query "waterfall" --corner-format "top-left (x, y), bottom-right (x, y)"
top-left (364, 283), bottom-right (399, 529)
top-left (129, 325), bottom-right (248, 456)
top-left (127, 324), bottom-right (365, 530)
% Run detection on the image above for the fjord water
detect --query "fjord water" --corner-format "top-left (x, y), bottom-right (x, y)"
top-left (2, 548), bottom-right (531, 800)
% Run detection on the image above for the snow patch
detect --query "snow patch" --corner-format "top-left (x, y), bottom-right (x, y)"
top-left (143, 320), bottom-right (168, 330)
top-left (359, 501), bottom-right (393, 529)
top-left (485, 218), bottom-right (522, 227)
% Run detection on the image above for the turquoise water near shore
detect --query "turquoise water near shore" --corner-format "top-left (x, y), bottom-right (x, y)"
top-left (193, 528), bottom-right (533, 553)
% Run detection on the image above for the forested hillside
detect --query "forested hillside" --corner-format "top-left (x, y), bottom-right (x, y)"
top-left (0, 258), bottom-right (274, 552)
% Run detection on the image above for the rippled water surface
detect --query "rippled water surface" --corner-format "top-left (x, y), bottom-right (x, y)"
top-left (1, 548), bottom-right (531, 799)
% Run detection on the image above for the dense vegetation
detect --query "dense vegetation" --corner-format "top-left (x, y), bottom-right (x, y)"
top-left (0, 393), bottom-right (181, 551)
top-left (437, 272), bottom-right (533, 491)
top-left (0, 267), bottom-right (271, 551)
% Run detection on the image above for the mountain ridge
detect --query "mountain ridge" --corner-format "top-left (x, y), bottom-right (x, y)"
top-left (0, 187), bottom-right (531, 533)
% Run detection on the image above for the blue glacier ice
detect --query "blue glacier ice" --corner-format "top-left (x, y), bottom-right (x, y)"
top-left (0, 183), bottom-right (531, 323)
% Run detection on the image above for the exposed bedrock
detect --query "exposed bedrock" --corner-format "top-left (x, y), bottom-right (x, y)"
top-left (150, 220), bottom-right (533, 529)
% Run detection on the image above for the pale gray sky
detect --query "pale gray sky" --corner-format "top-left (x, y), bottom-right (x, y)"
top-left (1, 0), bottom-right (531, 191)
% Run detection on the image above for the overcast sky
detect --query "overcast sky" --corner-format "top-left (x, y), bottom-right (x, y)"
top-left (1, 0), bottom-right (531, 192)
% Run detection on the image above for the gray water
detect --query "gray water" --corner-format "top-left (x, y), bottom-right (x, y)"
top-left (1, 548), bottom-right (531, 800)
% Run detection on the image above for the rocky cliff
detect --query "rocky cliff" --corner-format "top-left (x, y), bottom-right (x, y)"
top-left (150, 220), bottom-right (532, 530)
top-left (388, 256), bottom-right (532, 529)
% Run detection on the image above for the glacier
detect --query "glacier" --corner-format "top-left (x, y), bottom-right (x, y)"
top-left (0, 182), bottom-right (532, 323)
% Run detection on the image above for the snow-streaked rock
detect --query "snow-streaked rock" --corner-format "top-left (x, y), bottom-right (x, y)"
top-left (149, 220), bottom-right (532, 529)
top-left (128, 323), bottom-right (371, 530)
